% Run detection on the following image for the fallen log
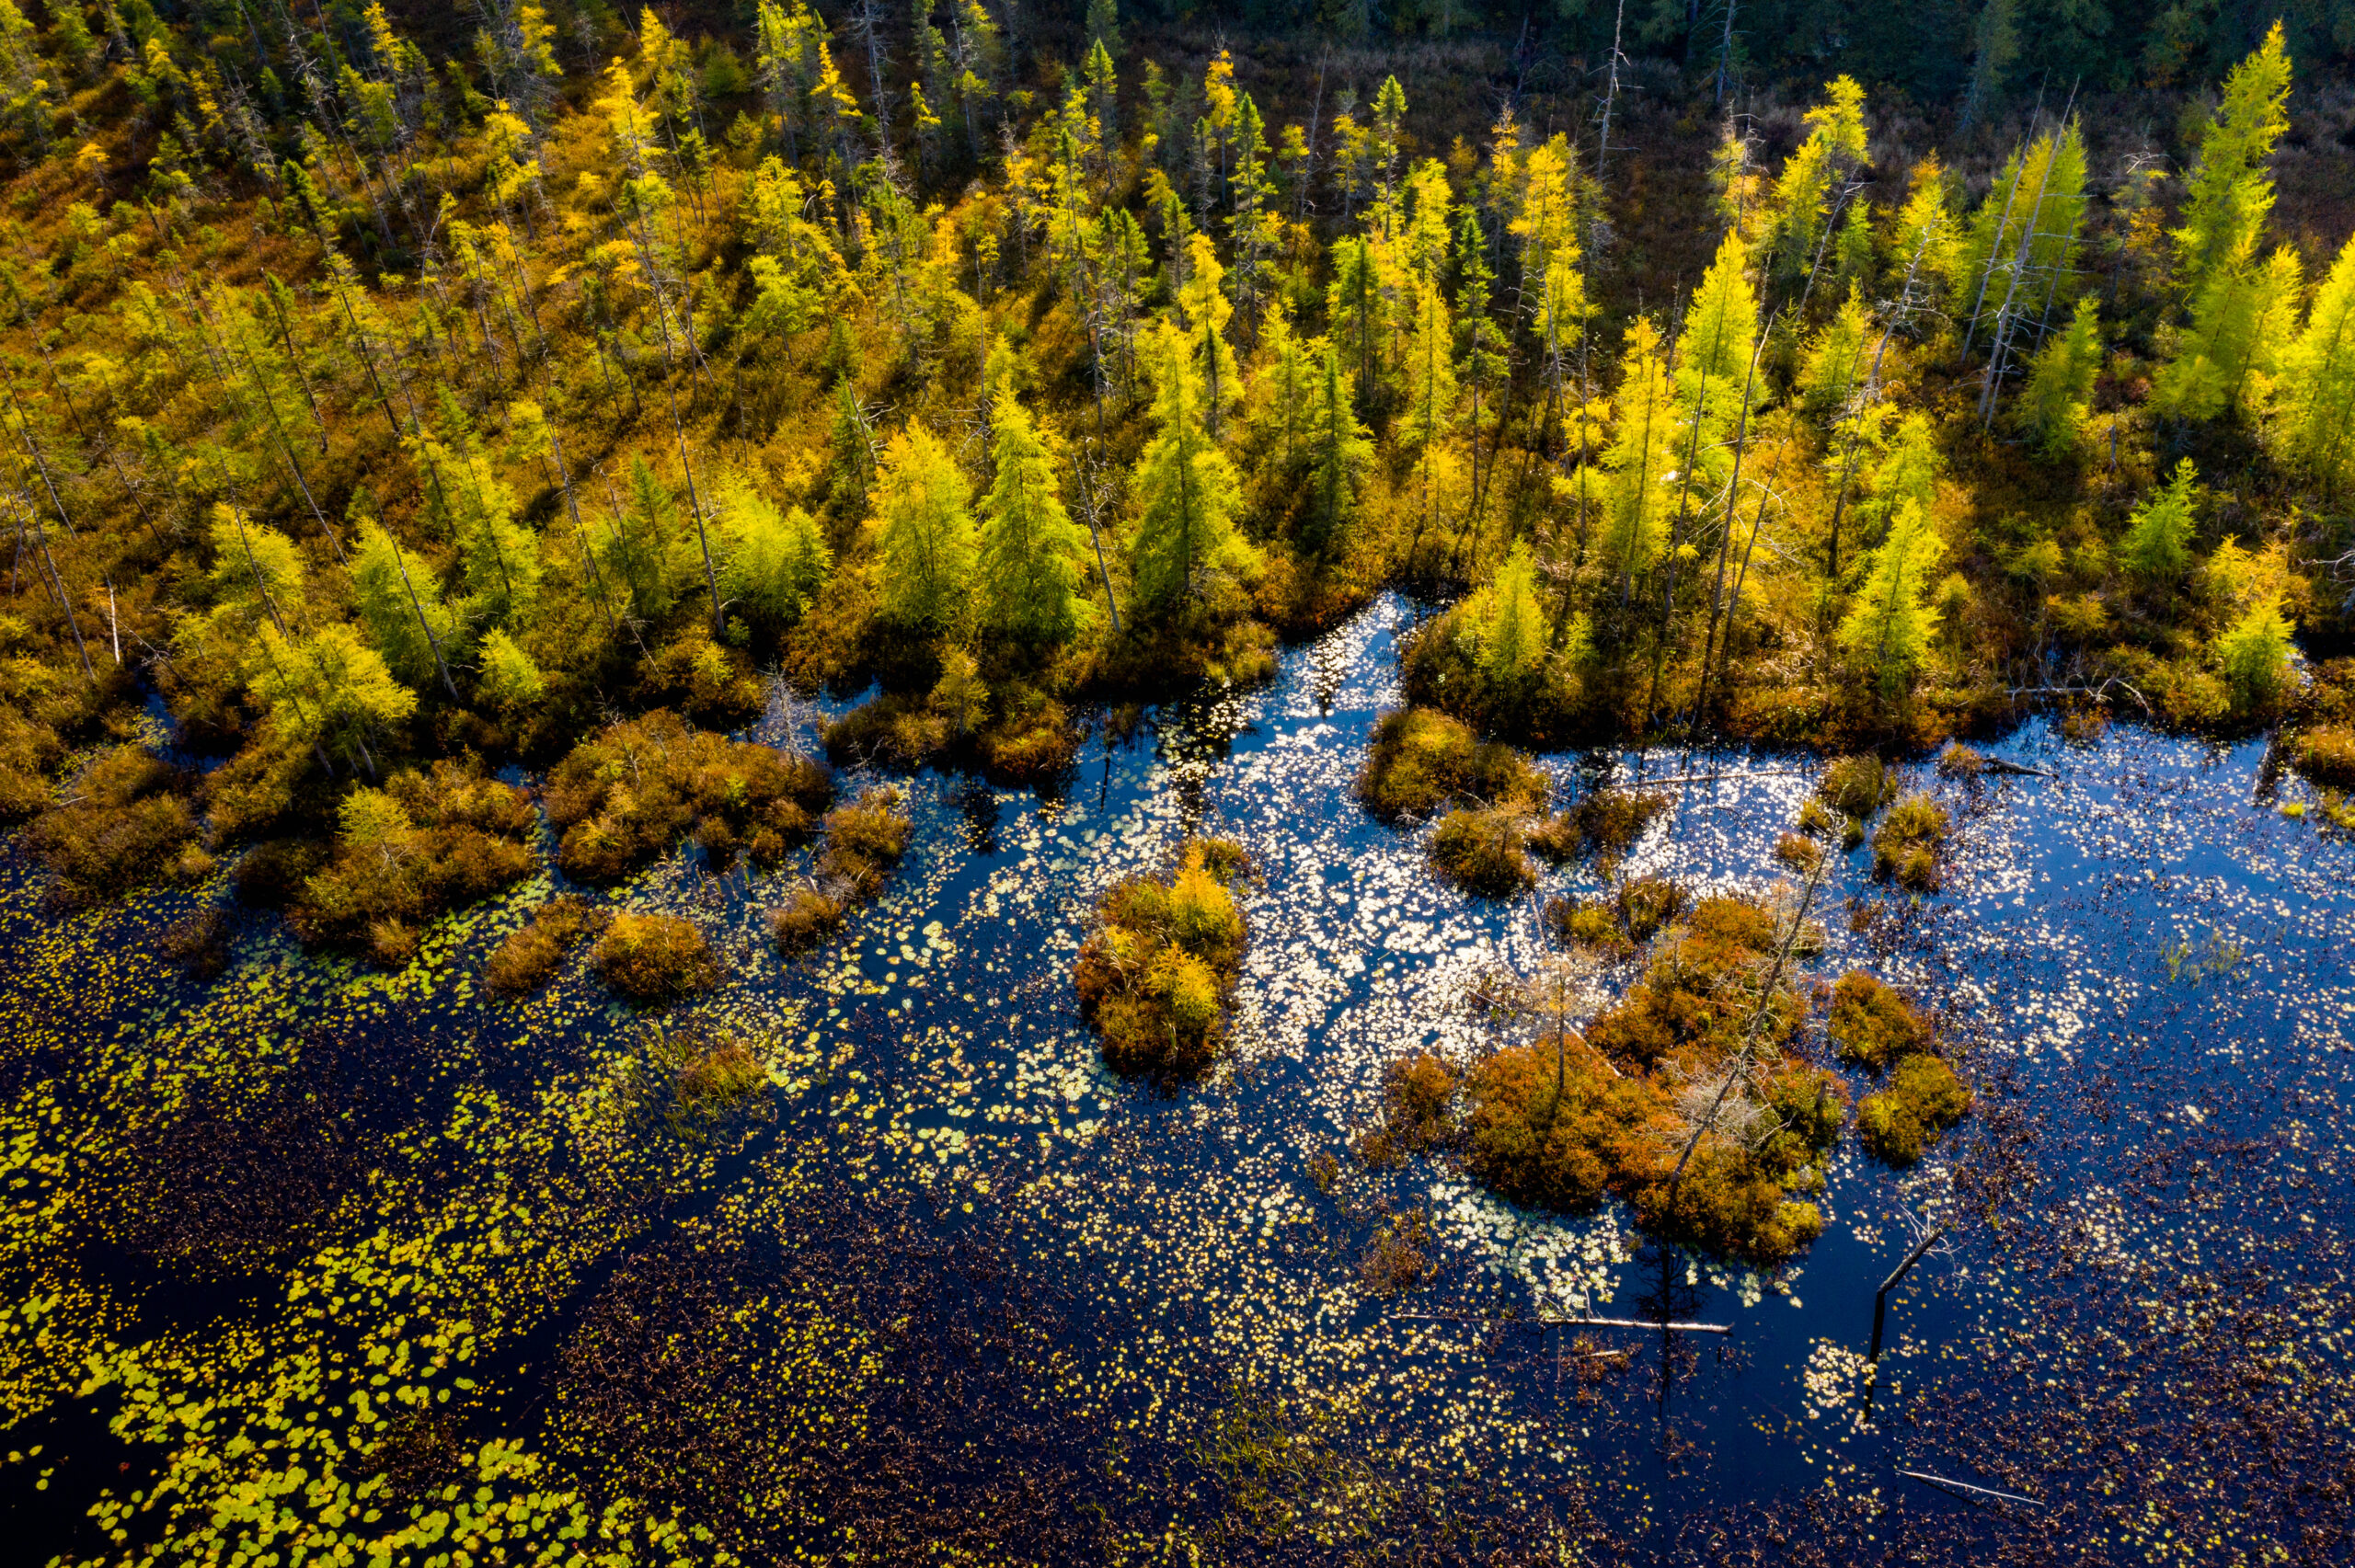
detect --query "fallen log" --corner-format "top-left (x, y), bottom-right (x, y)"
top-left (1897, 1469), bottom-right (2044, 1508)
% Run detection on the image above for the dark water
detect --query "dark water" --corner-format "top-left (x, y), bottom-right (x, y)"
top-left (3, 593), bottom-right (2349, 1563)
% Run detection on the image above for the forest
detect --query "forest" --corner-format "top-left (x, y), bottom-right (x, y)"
top-left (2, 0), bottom-right (2354, 1562)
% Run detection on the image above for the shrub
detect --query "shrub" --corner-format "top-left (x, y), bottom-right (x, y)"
top-left (770, 887), bottom-right (845, 952)
top-left (1074, 838), bottom-right (1252, 1078)
top-left (633, 632), bottom-right (766, 729)
top-left (159, 907), bottom-right (233, 980)
top-left (547, 711), bottom-right (834, 881)
top-left (1871, 795), bottom-right (1951, 891)
top-left (485, 895), bottom-right (611, 996)
top-left (1543, 876), bottom-right (1690, 957)
top-left (1359, 1051), bottom-right (1459, 1165)
top-left (1465, 1041), bottom-right (1671, 1213)
top-left (234, 838), bottom-right (330, 909)
top-left (1529, 785), bottom-right (1671, 868)
top-left (976, 692), bottom-right (1079, 783)
top-left (2290, 724), bottom-right (2355, 789)
top-left (593, 912), bottom-right (724, 1004)
top-left (1429, 807), bottom-right (1535, 898)
top-left (817, 786), bottom-right (913, 897)
top-left (1585, 898), bottom-right (1792, 1071)
top-left (1820, 754), bottom-right (1897, 820)
top-left (1826, 970), bottom-right (1931, 1072)
top-left (1856, 1054), bottom-right (1973, 1165)
top-left (29, 746), bottom-right (199, 907)
top-left (1355, 708), bottom-right (1548, 821)
top-left (0, 707), bottom-right (61, 821)
top-left (284, 763), bottom-right (536, 956)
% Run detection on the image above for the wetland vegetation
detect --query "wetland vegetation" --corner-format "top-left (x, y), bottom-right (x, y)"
top-left (1, 0), bottom-right (2353, 1562)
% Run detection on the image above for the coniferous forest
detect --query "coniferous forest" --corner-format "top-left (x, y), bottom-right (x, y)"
top-left (4, 1), bottom-right (2355, 1564)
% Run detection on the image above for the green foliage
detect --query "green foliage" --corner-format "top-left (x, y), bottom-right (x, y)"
top-left (717, 482), bottom-right (832, 625)
top-left (1302, 338), bottom-right (1371, 553)
top-left (2119, 459), bottom-right (2200, 581)
top-left (1871, 795), bottom-right (1951, 890)
top-left (351, 521), bottom-right (465, 688)
top-left (977, 393), bottom-right (1094, 644)
top-left (2153, 246), bottom-right (2302, 423)
top-left (1589, 317), bottom-right (1676, 599)
top-left (1074, 838), bottom-right (1252, 1077)
top-left (601, 456), bottom-right (694, 623)
top-left (873, 421), bottom-right (977, 630)
top-left (1837, 500), bottom-right (1945, 698)
top-left (1132, 323), bottom-right (1258, 616)
top-left (477, 627), bottom-right (546, 710)
top-left (2279, 232), bottom-right (2355, 492)
top-left (2217, 593), bottom-right (2294, 712)
top-left (1354, 707), bottom-right (1548, 821)
top-left (2014, 296), bottom-right (2102, 458)
top-left (2174, 21), bottom-right (2292, 294)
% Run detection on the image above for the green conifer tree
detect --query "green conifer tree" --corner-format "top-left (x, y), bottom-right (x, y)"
top-left (1303, 338), bottom-right (1372, 553)
top-left (351, 521), bottom-right (465, 688)
top-left (1838, 498), bottom-right (1945, 699)
top-left (978, 394), bottom-right (1096, 644)
top-left (2014, 296), bottom-right (2102, 459)
top-left (2279, 232), bottom-right (2355, 491)
top-left (873, 422), bottom-right (977, 630)
top-left (1475, 541), bottom-right (1547, 685)
top-left (718, 483), bottom-right (832, 624)
top-left (1132, 323), bottom-right (1258, 614)
top-left (2118, 459), bottom-right (2200, 582)
top-left (1590, 317), bottom-right (1677, 608)
top-left (2175, 22), bottom-right (2292, 296)
top-left (602, 456), bottom-right (691, 622)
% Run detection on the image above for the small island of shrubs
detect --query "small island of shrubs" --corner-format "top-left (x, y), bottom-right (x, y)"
top-left (1828, 970), bottom-right (1973, 1164)
top-left (1074, 838), bottom-right (1253, 1079)
top-left (546, 711), bottom-right (835, 882)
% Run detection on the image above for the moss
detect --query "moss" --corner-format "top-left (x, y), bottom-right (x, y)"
top-left (817, 786), bottom-right (913, 897)
top-left (283, 762), bottom-right (536, 957)
top-left (485, 895), bottom-right (611, 996)
top-left (1429, 807), bottom-right (1536, 897)
top-left (1856, 1054), bottom-right (1973, 1165)
top-left (28, 745), bottom-right (200, 907)
top-left (770, 887), bottom-right (846, 953)
top-left (1871, 795), bottom-right (1952, 890)
top-left (1355, 707), bottom-right (1548, 822)
top-left (548, 711), bottom-right (835, 881)
top-left (1074, 838), bottom-right (1252, 1078)
top-left (593, 912), bottom-right (725, 1004)
top-left (1826, 970), bottom-right (1932, 1072)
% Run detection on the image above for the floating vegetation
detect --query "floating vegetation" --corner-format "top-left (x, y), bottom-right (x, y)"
top-left (483, 893), bottom-right (610, 996)
top-left (1355, 1050), bottom-right (1461, 1168)
top-left (1074, 838), bottom-right (1252, 1078)
top-left (593, 911), bottom-right (725, 1004)
top-left (546, 710), bottom-right (835, 881)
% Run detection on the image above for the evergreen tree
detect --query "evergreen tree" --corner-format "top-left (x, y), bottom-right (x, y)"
top-left (351, 520), bottom-right (465, 688)
top-left (207, 507), bottom-right (306, 627)
top-left (1855, 414), bottom-right (1942, 547)
top-left (2014, 296), bottom-right (2102, 459)
top-left (2218, 591), bottom-right (2293, 711)
top-left (2176, 22), bottom-right (2292, 297)
top-left (1474, 540), bottom-right (1546, 685)
top-left (978, 394), bottom-right (1096, 644)
top-left (2118, 459), bottom-right (2200, 582)
top-left (1176, 234), bottom-right (1239, 436)
top-left (718, 483), bottom-right (832, 624)
top-left (2278, 232), bottom-right (2355, 491)
top-left (1132, 323), bottom-right (1258, 614)
top-left (1590, 317), bottom-right (1678, 607)
top-left (2152, 247), bottom-right (2302, 422)
top-left (1246, 300), bottom-right (1313, 475)
top-left (477, 627), bottom-right (546, 709)
top-left (1760, 76), bottom-right (1868, 281)
top-left (1798, 284), bottom-right (1873, 425)
top-left (873, 421), bottom-right (976, 630)
top-left (1327, 235), bottom-right (1382, 401)
top-left (247, 622), bottom-right (418, 777)
top-left (602, 456), bottom-right (692, 622)
top-left (1837, 498), bottom-right (1945, 699)
top-left (1303, 338), bottom-right (1372, 553)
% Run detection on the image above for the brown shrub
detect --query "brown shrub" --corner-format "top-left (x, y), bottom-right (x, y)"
top-left (1585, 898), bottom-right (1791, 1071)
top-left (1074, 839), bottom-right (1251, 1078)
top-left (2291, 724), bottom-right (2355, 789)
top-left (1826, 970), bottom-right (1931, 1073)
top-left (770, 887), bottom-right (845, 953)
top-left (485, 895), bottom-right (611, 996)
top-left (547, 712), bottom-right (834, 882)
top-left (1856, 1055), bottom-right (1973, 1165)
top-left (817, 786), bottom-right (913, 897)
top-left (1429, 807), bottom-right (1536, 898)
top-left (29, 746), bottom-right (199, 907)
top-left (593, 912), bottom-right (724, 1004)
top-left (1871, 795), bottom-right (1951, 891)
top-left (283, 762), bottom-right (537, 956)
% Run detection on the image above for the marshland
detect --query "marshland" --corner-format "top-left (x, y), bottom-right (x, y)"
top-left (1, 3), bottom-right (2352, 1563)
